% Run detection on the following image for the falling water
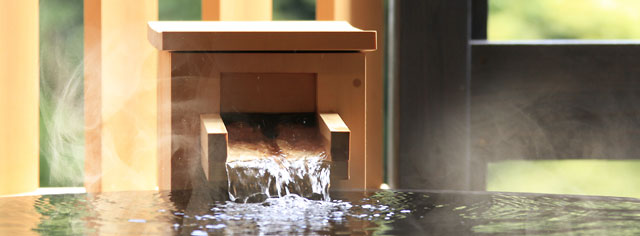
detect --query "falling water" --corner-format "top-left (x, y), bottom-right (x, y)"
top-left (223, 117), bottom-right (332, 203)
top-left (226, 157), bottom-right (331, 203)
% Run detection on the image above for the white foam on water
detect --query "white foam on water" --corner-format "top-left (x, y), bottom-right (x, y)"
top-left (226, 155), bottom-right (331, 202)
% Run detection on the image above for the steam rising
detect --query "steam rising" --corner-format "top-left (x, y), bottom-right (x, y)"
top-left (39, 0), bottom-right (85, 187)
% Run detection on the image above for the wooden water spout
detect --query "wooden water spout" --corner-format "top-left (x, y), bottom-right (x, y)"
top-left (149, 21), bottom-right (376, 190)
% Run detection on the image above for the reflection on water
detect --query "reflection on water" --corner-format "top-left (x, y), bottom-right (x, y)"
top-left (2, 190), bottom-right (640, 235)
top-left (460, 194), bottom-right (640, 235)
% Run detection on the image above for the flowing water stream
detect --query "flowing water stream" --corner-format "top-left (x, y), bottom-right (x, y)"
top-left (223, 114), bottom-right (332, 203)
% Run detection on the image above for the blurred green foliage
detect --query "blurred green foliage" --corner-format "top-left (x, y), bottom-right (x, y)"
top-left (489, 0), bottom-right (640, 40)
top-left (39, 0), bottom-right (85, 187)
top-left (273, 0), bottom-right (315, 20)
top-left (488, 160), bottom-right (640, 199)
top-left (159, 0), bottom-right (201, 20)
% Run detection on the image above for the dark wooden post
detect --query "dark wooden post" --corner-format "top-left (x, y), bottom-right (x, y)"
top-left (397, 0), bottom-right (472, 190)
top-left (471, 0), bottom-right (488, 40)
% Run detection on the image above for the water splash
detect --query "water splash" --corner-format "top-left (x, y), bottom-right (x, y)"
top-left (226, 157), bottom-right (331, 202)
top-left (223, 119), bottom-right (332, 203)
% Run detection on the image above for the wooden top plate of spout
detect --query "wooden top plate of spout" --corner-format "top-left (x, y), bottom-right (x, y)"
top-left (148, 21), bottom-right (377, 51)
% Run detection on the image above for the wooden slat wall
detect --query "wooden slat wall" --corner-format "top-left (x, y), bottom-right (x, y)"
top-left (397, 0), bottom-right (472, 190)
top-left (317, 0), bottom-right (385, 189)
top-left (470, 41), bottom-right (640, 188)
top-left (202, 0), bottom-right (272, 21)
top-left (84, 0), bottom-right (158, 192)
top-left (0, 0), bottom-right (40, 195)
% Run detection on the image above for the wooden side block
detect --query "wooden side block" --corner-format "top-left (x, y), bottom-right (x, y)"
top-left (200, 114), bottom-right (228, 185)
top-left (318, 113), bottom-right (350, 180)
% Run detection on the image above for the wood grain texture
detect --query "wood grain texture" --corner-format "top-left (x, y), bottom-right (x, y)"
top-left (470, 42), bottom-right (640, 189)
top-left (157, 51), bottom-right (172, 190)
top-left (317, 0), bottom-right (385, 188)
top-left (158, 53), bottom-right (367, 190)
top-left (397, 0), bottom-right (471, 191)
top-left (221, 73), bottom-right (316, 113)
top-left (202, 0), bottom-right (272, 21)
top-left (318, 113), bottom-right (350, 180)
top-left (83, 0), bottom-right (102, 194)
top-left (0, 0), bottom-right (39, 195)
top-left (168, 53), bottom-right (220, 190)
top-left (84, 0), bottom-right (158, 192)
top-left (147, 21), bottom-right (376, 51)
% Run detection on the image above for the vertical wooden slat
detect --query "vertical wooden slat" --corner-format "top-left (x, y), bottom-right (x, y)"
top-left (157, 51), bottom-right (171, 190)
top-left (0, 0), bottom-right (39, 195)
top-left (397, 0), bottom-right (472, 190)
top-left (84, 0), bottom-right (102, 193)
top-left (316, 0), bottom-right (385, 189)
top-left (84, 0), bottom-right (158, 192)
top-left (202, 0), bottom-right (272, 21)
top-left (471, 0), bottom-right (488, 40)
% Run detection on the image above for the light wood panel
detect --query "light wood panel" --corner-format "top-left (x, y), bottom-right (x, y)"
top-left (221, 73), bottom-right (316, 113)
top-left (0, 0), bottom-right (39, 195)
top-left (157, 51), bottom-right (171, 190)
top-left (202, 0), bottom-right (272, 21)
top-left (160, 52), bottom-right (367, 189)
top-left (84, 0), bottom-right (158, 192)
top-left (317, 0), bottom-right (384, 189)
top-left (148, 21), bottom-right (376, 51)
top-left (318, 113), bottom-right (350, 180)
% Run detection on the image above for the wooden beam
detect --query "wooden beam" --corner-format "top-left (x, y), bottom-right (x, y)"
top-left (147, 21), bottom-right (376, 52)
top-left (84, 0), bottom-right (158, 192)
top-left (318, 113), bottom-right (350, 180)
top-left (397, 0), bottom-right (472, 190)
top-left (0, 0), bottom-right (39, 195)
top-left (471, 41), bottom-right (640, 163)
top-left (316, 0), bottom-right (385, 189)
top-left (202, 0), bottom-right (272, 21)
